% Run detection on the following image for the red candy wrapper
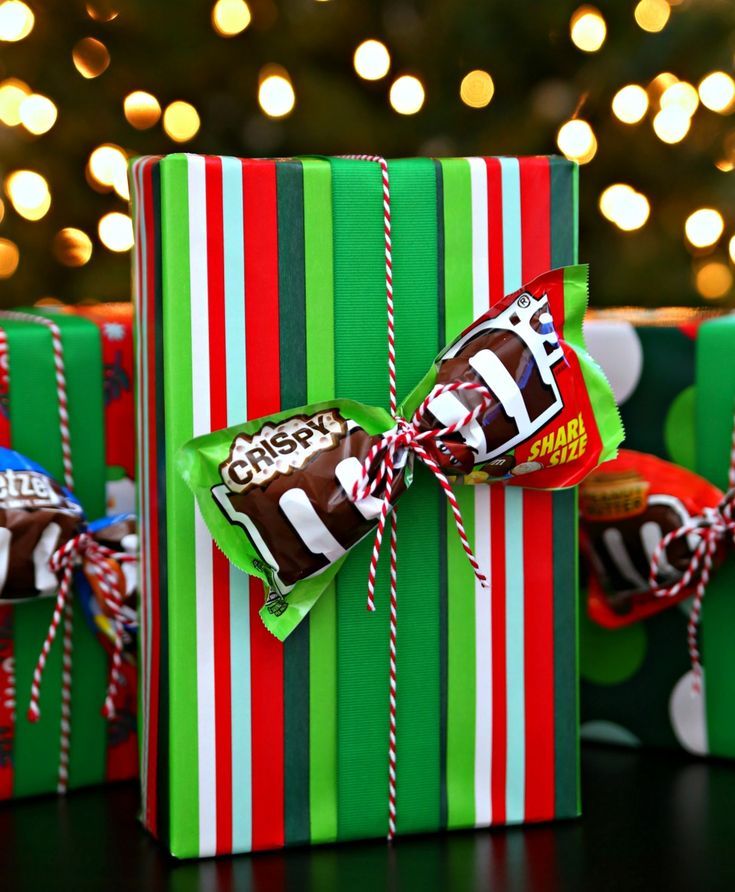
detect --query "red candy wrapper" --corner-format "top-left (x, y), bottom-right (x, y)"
top-left (580, 450), bottom-right (724, 628)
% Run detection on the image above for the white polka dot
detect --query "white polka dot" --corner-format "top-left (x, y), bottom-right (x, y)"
top-left (669, 670), bottom-right (708, 755)
top-left (583, 321), bottom-right (643, 405)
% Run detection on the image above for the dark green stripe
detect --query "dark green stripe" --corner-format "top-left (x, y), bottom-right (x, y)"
top-left (434, 158), bottom-right (448, 831)
top-left (550, 156), bottom-right (580, 818)
top-left (550, 156), bottom-right (575, 270)
top-left (153, 159), bottom-right (171, 847)
top-left (277, 160), bottom-right (311, 845)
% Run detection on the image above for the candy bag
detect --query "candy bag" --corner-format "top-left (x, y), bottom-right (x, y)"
top-left (0, 447), bottom-right (85, 599)
top-left (179, 265), bottom-right (624, 639)
top-left (580, 450), bottom-right (724, 628)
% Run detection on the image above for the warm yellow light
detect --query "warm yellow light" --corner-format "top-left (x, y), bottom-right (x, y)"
top-left (163, 100), bottom-right (201, 142)
top-left (695, 261), bottom-right (733, 299)
top-left (0, 78), bottom-right (30, 126)
top-left (123, 91), bottom-right (161, 130)
top-left (599, 184), bottom-right (650, 231)
top-left (353, 39), bottom-right (391, 81)
top-left (729, 235), bottom-right (735, 263)
top-left (716, 159), bottom-right (734, 172)
top-left (87, 144), bottom-right (128, 198)
top-left (648, 72), bottom-right (678, 100)
top-left (634, 0), bottom-right (670, 33)
top-left (212, 0), bottom-right (251, 36)
top-left (652, 106), bottom-right (690, 143)
top-left (85, 1), bottom-right (118, 21)
top-left (5, 170), bottom-right (51, 221)
top-left (611, 84), bottom-right (649, 124)
top-left (698, 72), bottom-right (735, 113)
top-left (19, 94), bottom-right (58, 135)
top-left (53, 228), bottom-right (93, 267)
top-left (570, 6), bottom-right (606, 53)
top-left (0, 197), bottom-right (4, 223)
top-left (460, 69), bottom-right (495, 109)
top-left (72, 37), bottom-right (111, 79)
top-left (258, 71), bottom-right (296, 118)
top-left (685, 208), bottom-right (725, 249)
top-left (0, 1), bottom-right (34, 42)
top-left (556, 119), bottom-right (597, 164)
top-left (389, 75), bottom-right (425, 115)
top-left (0, 238), bottom-right (19, 279)
top-left (660, 81), bottom-right (699, 117)
top-left (98, 212), bottom-right (134, 252)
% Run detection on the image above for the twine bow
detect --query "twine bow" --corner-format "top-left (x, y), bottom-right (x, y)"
top-left (648, 414), bottom-right (735, 694)
top-left (27, 533), bottom-right (135, 728)
top-left (352, 380), bottom-right (492, 612)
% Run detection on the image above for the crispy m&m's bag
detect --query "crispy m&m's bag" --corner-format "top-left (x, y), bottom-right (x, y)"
top-left (580, 450), bottom-right (724, 628)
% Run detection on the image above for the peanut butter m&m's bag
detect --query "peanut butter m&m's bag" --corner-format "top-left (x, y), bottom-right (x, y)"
top-left (580, 450), bottom-right (724, 628)
top-left (179, 265), bottom-right (624, 640)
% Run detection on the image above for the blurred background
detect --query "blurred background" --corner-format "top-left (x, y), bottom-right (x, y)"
top-left (0, 0), bottom-right (734, 308)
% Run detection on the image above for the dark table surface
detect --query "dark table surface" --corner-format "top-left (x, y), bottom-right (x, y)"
top-left (1, 745), bottom-right (734, 892)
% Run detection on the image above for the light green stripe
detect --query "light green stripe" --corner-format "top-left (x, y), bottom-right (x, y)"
top-left (159, 154), bottom-right (199, 856)
top-left (440, 158), bottom-right (477, 830)
top-left (302, 158), bottom-right (338, 844)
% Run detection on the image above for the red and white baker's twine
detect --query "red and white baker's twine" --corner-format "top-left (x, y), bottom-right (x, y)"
top-left (0, 310), bottom-right (77, 792)
top-left (344, 157), bottom-right (489, 840)
top-left (27, 534), bottom-right (134, 728)
top-left (648, 414), bottom-right (735, 695)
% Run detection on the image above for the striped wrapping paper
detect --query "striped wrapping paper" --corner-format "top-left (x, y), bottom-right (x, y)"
top-left (130, 155), bottom-right (581, 858)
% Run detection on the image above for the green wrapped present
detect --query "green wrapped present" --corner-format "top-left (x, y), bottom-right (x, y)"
top-left (0, 311), bottom-right (138, 799)
top-left (581, 311), bottom-right (735, 757)
top-left (131, 154), bottom-right (592, 858)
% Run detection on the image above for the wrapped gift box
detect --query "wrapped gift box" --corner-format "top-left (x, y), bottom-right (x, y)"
top-left (581, 311), bottom-right (735, 757)
top-left (131, 154), bottom-right (582, 858)
top-left (0, 312), bottom-right (137, 799)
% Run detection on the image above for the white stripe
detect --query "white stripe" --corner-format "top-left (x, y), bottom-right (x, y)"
top-left (602, 527), bottom-right (647, 590)
top-left (33, 522), bottom-right (61, 594)
top-left (335, 457), bottom-right (384, 519)
top-left (0, 528), bottom-right (10, 593)
top-left (468, 158), bottom-right (490, 318)
top-left (469, 350), bottom-right (532, 430)
top-left (474, 484), bottom-right (492, 826)
top-left (279, 489), bottom-right (347, 562)
top-left (188, 155), bottom-right (217, 857)
top-left (426, 391), bottom-right (486, 454)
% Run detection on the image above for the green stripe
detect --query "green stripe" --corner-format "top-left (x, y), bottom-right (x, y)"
top-left (277, 161), bottom-right (311, 845)
top-left (302, 158), bottom-right (338, 844)
top-left (696, 317), bottom-right (735, 757)
top-left (390, 159), bottom-right (441, 834)
top-left (439, 158), bottom-right (476, 830)
top-left (550, 157), bottom-right (580, 817)
top-left (159, 154), bottom-right (198, 855)
top-left (333, 158), bottom-right (443, 838)
top-left (434, 159), bottom-right (448, 830)
top-left (332, 157), bottom-right (392, 840)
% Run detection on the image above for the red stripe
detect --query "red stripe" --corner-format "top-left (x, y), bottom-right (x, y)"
top-left (0, 604), bottom-right (13, 798)
top-left (519, 157), bottom-right (555, 821)
top-left (485, 158), bottom-right (504, 305)
top-left (243, 160), bottom-right (284, 851)
top-left (105, 658), bottom-right (139, 782)
top-left (143, 158), bottom-right (160, 835)
top-left (522, 490), bottom-right (555, 820)
top-left (205, 157), bottom-right (234, 855)
top-left (519, 157), bottom-right (551, 283)
top-left (489, 485), bottom-right (507, 823)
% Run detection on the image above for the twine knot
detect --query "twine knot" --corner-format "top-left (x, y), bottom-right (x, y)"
top-left (351, 380), bottom-right (493, 613)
